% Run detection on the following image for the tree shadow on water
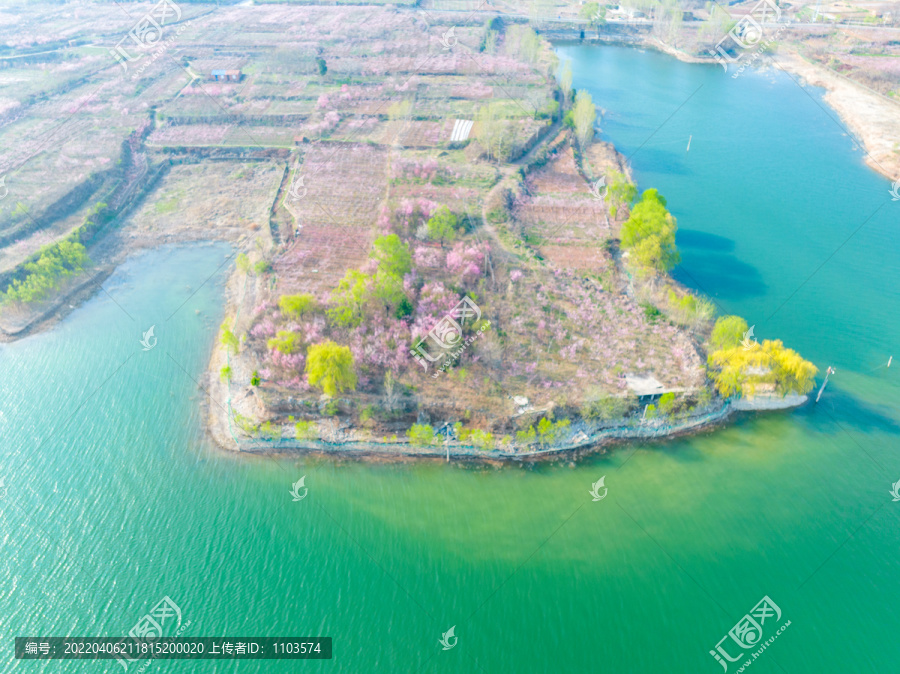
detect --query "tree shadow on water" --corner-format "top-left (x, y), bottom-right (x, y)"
top-left (673, 249), bottom-right (768, 302)
top-left (677, 229), bottom-right (735, 253)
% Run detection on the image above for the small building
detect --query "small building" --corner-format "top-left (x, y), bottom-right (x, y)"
top-left (210, 69), bottom-right (242, 82)
top-left (624, 373), bottom-right (685, 404)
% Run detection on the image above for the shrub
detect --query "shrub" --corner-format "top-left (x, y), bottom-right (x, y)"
top-left (221, 325), bottom-right (240, 354)
top-left (268, 330), bottom-right (302, 354)
top-left (278, 293), bottom-right (317, 319)
top-left (469, 429), bottom-right (495, 451)
top-left (657, 392), bottom-right (677, 416)
top-left (220, 366), bottom-right (232, 382)
top-left (667, 289), bottom-right (714, 329)
top-left (259, 421), bottom-right (280, 440)
top-left (408, 423), bottom-right (438, 446)
top-left (583, 395), bottom-right (634, 421)
top-left (516, 425), bottom-right (537, 446)
top-left (250, 370), bottom-right (261, 386)
top-left (295, 421), bottom-right (318, 440)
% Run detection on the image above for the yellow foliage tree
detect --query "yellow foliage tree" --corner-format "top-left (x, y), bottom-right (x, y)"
top-left (708, 339), bottom-right (817, 397)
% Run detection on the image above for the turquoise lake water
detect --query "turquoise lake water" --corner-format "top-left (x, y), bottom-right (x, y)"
top-left (1, 45), bottom-right (899, 673)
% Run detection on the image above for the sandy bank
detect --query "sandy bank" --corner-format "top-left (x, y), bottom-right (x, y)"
top-left (776, 50), bottom-right (900, 181)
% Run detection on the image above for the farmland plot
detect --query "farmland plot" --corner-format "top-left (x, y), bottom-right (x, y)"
top-left (290, 143), bottom-right (388, 229)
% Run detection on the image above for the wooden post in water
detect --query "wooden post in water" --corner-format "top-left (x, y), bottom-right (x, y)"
top-left (816, 366), bottom-right (834, 403)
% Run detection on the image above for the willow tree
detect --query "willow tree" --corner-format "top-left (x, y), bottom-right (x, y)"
top-left (707, 339), bottom-right (817, 397)
top-left (306, 341), bottom-right (357, 397)
top-left (710, 315), bottom-right (749, 351)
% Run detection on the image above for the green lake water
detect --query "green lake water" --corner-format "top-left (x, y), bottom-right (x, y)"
top-left (1, 46), bottom-right (899, 673)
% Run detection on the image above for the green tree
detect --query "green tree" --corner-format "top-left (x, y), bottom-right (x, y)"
top-left (236, 253), bottom-right (251, 274)
top-left (710, 315), bottom-right (750, 351)
top-left (605, 170), bottom-right (638, 219)
top-left (580, 2), bottom-right (607, 25)
top-left (620, 188), bottom-right (680, 274)
top-left (426, 206), bottom-right (460, 246)
top-left (327, 268), bottom-right (370, 328)
top-left (477, 102), bottom-right (512, 162)
top-left (371, 234), bottom-right (412, 278)
top-left (316, 57), bottom-right (327, 76)
top-left (306, 341), bottom-right (357, 397)
top-left (559, 60), bottom-right (573, 104)
top-left (572, 90), bottom-right (597, 149)
top-left (370, 234), bottom-right (412, 313)
top-left (537, 417), bottom-right (554, 446)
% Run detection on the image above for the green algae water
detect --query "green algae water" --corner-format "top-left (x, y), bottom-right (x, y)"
top-left (2, 47), bottom-right (900, 673)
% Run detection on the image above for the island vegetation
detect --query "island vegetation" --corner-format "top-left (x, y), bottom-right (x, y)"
top-left (0, 2), bottom-right (828, 457)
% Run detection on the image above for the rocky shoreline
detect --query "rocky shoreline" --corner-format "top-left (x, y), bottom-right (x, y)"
top-left (205, 394), bottom-right (808, 462)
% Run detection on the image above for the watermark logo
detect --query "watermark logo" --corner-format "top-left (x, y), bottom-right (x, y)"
top-left (410, 296), bottom-right (482, 372)
top-left (288, 172), bottom-right (307, 201)
top-left (290, 476), bottom-right (308, 501)
top-left (589, 176), bottom-right (606, 201)
top-left (890, 479), bottom-right (900, 501)
top-left (140, 325), bottom-right (157, 351)
top-left (439, 625), bottom-right (457, 650)
top-left (741, 325), bottom-right (757, 351)
top-left (707, 0), bottom-right (784, 74)
top-left (710, 596), bottom-right (789, 672)
top-left (115, 596), bottom-right (187, 670)
top-left (0, 175), bottom-right (7, 200)
top-left (109, 0), bottom-right (182, 71)
top-left (440, 26), bottom-right (458, 50)
top-left (589, 476), bottom-right (608, 501)
top-left (890, 178), bottom-right (900, 201)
